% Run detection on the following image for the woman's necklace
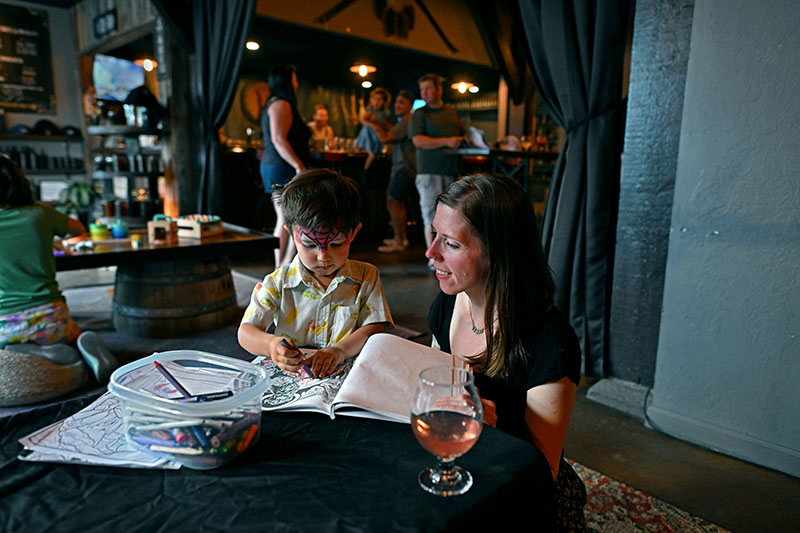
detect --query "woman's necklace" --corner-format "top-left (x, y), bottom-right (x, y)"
top-left (467, 300), bottom-right (485, 335)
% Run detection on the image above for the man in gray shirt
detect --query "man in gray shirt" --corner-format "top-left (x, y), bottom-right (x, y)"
top-left (361, 90), bottom-right (417, 252)
top-left (408, 73), bottom-right (465, 262)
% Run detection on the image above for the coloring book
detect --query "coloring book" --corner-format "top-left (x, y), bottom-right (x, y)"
top-left (253, 333), bottom-right (456, 423)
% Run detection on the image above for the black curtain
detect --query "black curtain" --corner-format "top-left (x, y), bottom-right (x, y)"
top-left (191, 0), bottom-right (256, 215)
top-left (513, 1), bottom-right (632, 376)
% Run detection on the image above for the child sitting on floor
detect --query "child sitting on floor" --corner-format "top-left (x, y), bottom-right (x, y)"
top-left (238, 169), bottom-right (393, 378)
top-left (0, 155), bottom-right (86, 346)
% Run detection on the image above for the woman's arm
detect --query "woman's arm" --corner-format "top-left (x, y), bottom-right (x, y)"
top-left (268, 100), bottom-right (306, 173)
top-left (524, 376), bottom-right (577, 480)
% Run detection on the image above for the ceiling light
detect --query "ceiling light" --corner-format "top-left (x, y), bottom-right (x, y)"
top-left (450, 81), bottom-right (475, 94)
top-left (468, 85), bottom-right (479, 93)
top-left (350, 64), bottom-right (377, 77)
top-left (362, 81), bottom-right (373, 88)
top-left (134, 58), bottom-right (157, 71)
top-left (245, 41), bottom-right (260, 51)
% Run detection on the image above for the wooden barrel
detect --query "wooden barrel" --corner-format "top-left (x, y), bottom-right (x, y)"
top-left (112, 258), bottom-right (238, 338)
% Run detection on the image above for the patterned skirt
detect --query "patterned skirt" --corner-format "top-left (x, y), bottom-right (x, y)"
top-left (0, 300), bottom-right (81, 346)
top-left (555, 457), bottom-right (588, 531)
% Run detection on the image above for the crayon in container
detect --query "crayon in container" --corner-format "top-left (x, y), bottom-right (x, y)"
top-left (108, 350), bottom-right (270, 469)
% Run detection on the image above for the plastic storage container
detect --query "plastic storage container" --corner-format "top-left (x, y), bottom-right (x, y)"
top-left (108, 350), bottom-right (269, 469)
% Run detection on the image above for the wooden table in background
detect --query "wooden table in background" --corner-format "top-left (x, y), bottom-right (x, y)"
top-left (57, 223), bottom-right (276, 338)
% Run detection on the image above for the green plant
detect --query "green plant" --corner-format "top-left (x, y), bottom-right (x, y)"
top-left (55, 180), bottom-right (99, 219)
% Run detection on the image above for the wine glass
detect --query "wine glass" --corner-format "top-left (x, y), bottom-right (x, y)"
top-left (411, 366), bottom-right (483, 496)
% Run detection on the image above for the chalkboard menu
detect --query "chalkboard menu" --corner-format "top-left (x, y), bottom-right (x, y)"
top-left (0, 4), bottom-right (55, 114)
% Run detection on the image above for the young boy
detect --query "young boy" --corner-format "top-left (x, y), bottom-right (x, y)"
top-left (238, 169), bottom-right (393, 378)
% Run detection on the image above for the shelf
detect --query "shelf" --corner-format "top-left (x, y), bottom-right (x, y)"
top-left (87, 125), bottom-right (164, 136)
top-left (92, 170), bottom-right (161, 179)
top-left (24, 168), bottom-right (86, 176)
top-left (0, 134), bottom-right (83, 142)
top-left (91, 147), bottom-right (160, 156)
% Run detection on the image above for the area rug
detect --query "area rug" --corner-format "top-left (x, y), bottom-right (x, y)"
top-left (568, 459), bottom-right (729, 532)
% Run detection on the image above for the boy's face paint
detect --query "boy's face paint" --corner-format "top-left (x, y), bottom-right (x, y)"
top-left (292, 222), bottom-right (362, 287)
top-left (294, 221), bottom-right (345, 252)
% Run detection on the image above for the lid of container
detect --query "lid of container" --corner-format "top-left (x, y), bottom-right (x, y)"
top-left (108, 350), bottom-right (269, 417)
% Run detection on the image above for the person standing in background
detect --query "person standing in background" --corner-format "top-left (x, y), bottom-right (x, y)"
top-left (260, 64), bottom-right (311, 267)
top-left (307, 104), bottom-right (334, 153)
top-left (408, 73), bottom-right (465, 268)
top-left (361, 90), bottom-right (417, 253)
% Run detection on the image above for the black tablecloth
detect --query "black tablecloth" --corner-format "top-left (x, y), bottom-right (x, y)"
top-left (1, 395), bottom-right (556, 531)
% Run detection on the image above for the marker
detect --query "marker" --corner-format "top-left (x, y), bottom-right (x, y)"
top-left (174, 391), bottom-right (234, 403)
top-left (280, 338), bottom-right (315, 378)
top-left (154, 361), bottom-right (191, 398)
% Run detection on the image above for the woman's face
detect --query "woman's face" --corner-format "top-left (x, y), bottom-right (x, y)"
top-left (426, 204), bottom-right (489, 300)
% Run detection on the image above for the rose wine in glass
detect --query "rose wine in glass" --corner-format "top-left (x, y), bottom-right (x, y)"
top-left (411, 366), bottom-right (483, 496)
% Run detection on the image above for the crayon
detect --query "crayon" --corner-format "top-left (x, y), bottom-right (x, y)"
top-left (149, 444), bottom-right (204, 455)
top-left (153, 361), bottom-right (191, 398)
top-left (280, 338), bottom-right (315, 378)
top-left (189, 425), bottom-right (209, 448)
top-left (237, 424), bottom-right (258, 453)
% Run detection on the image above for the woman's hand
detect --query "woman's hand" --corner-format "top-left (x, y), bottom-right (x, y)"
top-left (308, 346), bottom-right (347, 378)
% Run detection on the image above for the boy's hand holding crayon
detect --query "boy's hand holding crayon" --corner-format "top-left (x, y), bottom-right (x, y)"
top-left (269, 337), bottom-right (312, 377)
top-left (270, 337), bottom-right (346, 379)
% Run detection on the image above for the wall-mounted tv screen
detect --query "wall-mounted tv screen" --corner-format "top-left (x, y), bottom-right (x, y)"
top-left (93, 53), bottom-right (145, 102)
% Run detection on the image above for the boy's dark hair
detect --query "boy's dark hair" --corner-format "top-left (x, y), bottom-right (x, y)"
top-left (0, 155), bottom-right (34, 207)
top-left (281, 169), bottom-right (361, 232)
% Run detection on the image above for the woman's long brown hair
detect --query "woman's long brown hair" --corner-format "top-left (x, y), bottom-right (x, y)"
top-left (437, 174), bottom-right (555, 379)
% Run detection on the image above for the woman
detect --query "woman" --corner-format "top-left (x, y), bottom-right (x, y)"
top-left (426, 174), bottom-right (586, 530)
top-left (261, 64), bottom-right (311, 267)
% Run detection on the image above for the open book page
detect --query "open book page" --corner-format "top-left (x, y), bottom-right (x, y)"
top-left (330, 334), bottom-right (457, 423)
top-left (253, 349), bottom-right (355, 418)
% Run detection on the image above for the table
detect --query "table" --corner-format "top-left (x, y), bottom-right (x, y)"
top-left (56, 222), bottom-right (275, 272)
top-left (56, 223), bottom-right (277, 337)
top-left (446, 148), bottom-right (559, 190)
top-left (0, 396), bottom-right (557, 531)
